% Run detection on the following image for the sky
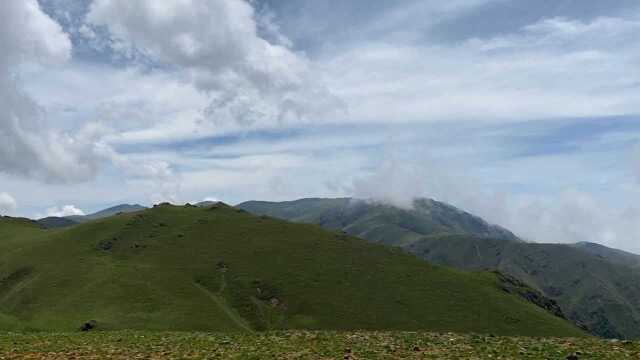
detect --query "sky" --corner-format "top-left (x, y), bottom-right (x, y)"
top-left (1, 0), bottom-right (640, 253)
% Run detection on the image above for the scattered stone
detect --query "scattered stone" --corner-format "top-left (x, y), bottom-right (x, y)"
top-left (97, 239), bottom-right (115, 251)
top-left (79, 320), bottom-right (97, 332)
top-left (216, 261), bottom-right (228, 272)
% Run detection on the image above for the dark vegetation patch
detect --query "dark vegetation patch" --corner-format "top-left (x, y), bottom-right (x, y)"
top-left (97, 238), bottom-right (118, 251)
top-left (494, 271), bottom-right (568, 321)
top-left (0, 267), bottom-right (34, 297)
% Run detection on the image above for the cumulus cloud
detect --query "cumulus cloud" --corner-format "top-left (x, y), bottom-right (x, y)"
top-left (0, 0), bottom-right (103, 183)
top-left (0, 193), bottom-right (17, 214)
top-left (45, 204), bottom-right (85, 217)
top-left (87, 0), bottom-right (344, 128)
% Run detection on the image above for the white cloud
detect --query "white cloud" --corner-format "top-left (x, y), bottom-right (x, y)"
top-left (0, 1), bottom-right (71, 66)
top-left (87, 0), bottom-right (344, 128)
top-left (0, 193), bottom-right (17, 214)
top-left (323, 14), bottom-right (640, 124)
top-left (0, 0), bottom-right (105, 183)
top-left (46, 204), bottom-right (85, 217)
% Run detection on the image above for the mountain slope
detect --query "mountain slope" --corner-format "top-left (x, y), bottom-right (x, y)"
top-left (0, 204), bottom-right (582, 336)
top-left (37, 217), bottom-right (78, 229)
top-left (237, 198), bottom-right (640, 339)
top-left (407, 235), bottom-right (640, 339)
top-left (239, 198), bottom-right (520, 247)
top-left (572, 242), bottom-right (640, 269)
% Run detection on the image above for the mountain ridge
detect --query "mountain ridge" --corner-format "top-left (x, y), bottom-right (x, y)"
top-left (237, 197), bottom-right (640, 339)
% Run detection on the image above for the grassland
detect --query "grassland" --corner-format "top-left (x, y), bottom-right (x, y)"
top-left (237, 198), bottom-right (640, 339)
top-left (0, 204), bottom-right (583, 336)
top-left (0, 331), bottom-right (637, 359)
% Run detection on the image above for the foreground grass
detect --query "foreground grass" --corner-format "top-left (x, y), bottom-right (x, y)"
top-left (0, 331), bottom-right (637, 359)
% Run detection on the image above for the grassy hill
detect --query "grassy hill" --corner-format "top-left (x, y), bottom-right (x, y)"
top-left (407, 235), bottom-right (640, 339)
top-left (0, 204), bottom-right (582, 336)
top-left (65, 204), bottom-right (147, 224)
top-left (237, 198), bottom-right (640, 339)
top-left (38, 204), bottom-right (147, 229)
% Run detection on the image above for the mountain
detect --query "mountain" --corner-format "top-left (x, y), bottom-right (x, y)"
top-left (239, 198), bottom-right (520, 247)
top-left (406, 235), bottom-right (640, 339)
top-left (237, 198), bottom-right (640, 339)
top-left (0, 204), bottom-right (582, 336)
top-left (572, 242), bottom-right (640, 269)
top-left (67, 204), bottom-right (147, 223)
top-left (36, 217), bottom-right (78, 229)
top-left (36, 204), bottom-right (147, 230)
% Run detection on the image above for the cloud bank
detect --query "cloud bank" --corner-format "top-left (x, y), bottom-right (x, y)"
top-left (324, 14), bottom-right (640, 124)
top-left (0, 0), bottom-right (103, 183)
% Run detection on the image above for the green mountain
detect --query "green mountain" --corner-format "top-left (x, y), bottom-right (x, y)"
top-left (38, 204), bottom-right (147, 229)
top-left (36, 217), bottom-right (78, 229)
top-left (571, 242), bottom-right (640, 269)
top-left (239, 198), bottom-right (519, 247)
top-left (0, 205), bottom-right (582, 336)
top-left (237, 198), bottom-right (640, 339)
top-left (67, 204), bottom-right (147, 223)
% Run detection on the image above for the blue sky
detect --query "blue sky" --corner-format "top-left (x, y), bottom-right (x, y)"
top-left (1, 0), bottom-right (640, 252)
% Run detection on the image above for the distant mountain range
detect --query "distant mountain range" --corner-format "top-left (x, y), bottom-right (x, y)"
top-left (37, 204), bottom-right (146, 228)
top-left (0, 204), bottom-right (582, 336)
top-left (238, 198), bottom-right (640, 339)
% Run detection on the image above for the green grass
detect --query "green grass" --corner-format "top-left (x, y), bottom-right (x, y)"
top-left (237, 198), bottom-right (640, 339)
top-left (0, 204), bottom-right (583, 336)
top-left (0, 331), bottom-right (636, 359)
